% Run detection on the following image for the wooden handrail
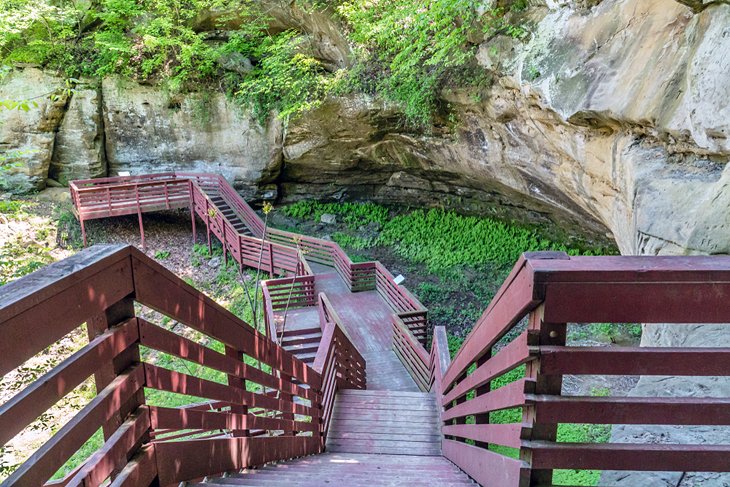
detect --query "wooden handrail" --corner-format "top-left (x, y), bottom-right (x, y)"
top-left (69, 172), bottom-right (429, 337)
top-left (437, 251), bottom-right (730, 486)
top-left (0, 245), bottom-right (326, 486)
top-left (312, 293), bottom-right (366, 444)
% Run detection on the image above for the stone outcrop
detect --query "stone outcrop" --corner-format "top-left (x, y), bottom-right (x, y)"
top-left (49, 81), bottom-right (105, 184)
top-left (1, 0), bottom-right (729, 482)
top-left (100, 77), bottom-right (283, 197)
top-left (0, 68), bottom-right (67, 192)
top-left (0, 0), bottom-right (727, 253)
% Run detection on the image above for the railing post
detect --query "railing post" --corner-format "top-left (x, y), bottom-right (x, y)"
top-left (205, 198), bottom-right (212, 254)
top-left (87, 297), bottom-right (146, 443)
top-left (189, 180), bottom-right (197, 244)
top-left (474, 349), bottom-right (491, 449)
top-left (279, 371), bottom-right (298, 436)
top-left (225, 346), bottom-right (250, 438)
top-left (134, 185), bottom-right (146, 250)
top-left (521, 305), bottom-right (566, 485)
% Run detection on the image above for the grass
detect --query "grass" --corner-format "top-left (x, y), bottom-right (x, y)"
top-left (0, 201), bottom-right (57, 286)
top-left (0, 200), bottom-right (25, 215)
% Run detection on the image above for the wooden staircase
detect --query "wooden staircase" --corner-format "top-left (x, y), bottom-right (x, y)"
top-left (197, 389), bottom-right (473, 486)
top-left (327, 389), bottom-right (441, 455)
top-left (279, 327), bottom-right (322, 366)
top-left (208, 192), bottom-right (255, 237)
top-left (198, 452), bottom-right (474, 486)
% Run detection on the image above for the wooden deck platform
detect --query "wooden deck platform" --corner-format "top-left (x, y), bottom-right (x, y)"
top-left (276, 270), bottom-right (419, 392)
top-left (198, 452), bottom-right (475, 486)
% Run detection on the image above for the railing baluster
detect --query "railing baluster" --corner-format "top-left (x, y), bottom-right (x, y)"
top-left (87, 297), bottom-right (143, 441)
top-left (224, 346), bottom-right (250, 438)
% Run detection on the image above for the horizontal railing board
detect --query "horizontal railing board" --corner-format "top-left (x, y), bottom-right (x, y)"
top-left (442, 331), bottom-right (534, 405)
top-left (442, 256), bottom-right (539, 391)
top-left (442, 423), bottom-right (525, 449)
top-left (144, 364), bottom-right (317, 418)
top-left (2, 366), bottom-right (144, 486)
top-left (443, 379), bottom-right (530, 421)
top-left (0, 246), bottom-right (134, 376)
top-left (442, 439), bottom-right (526, 486)
top-left (530, 395), bottom-right (730, 425)
top-left (138, 319), bottom-right (317, 402)
top-left (539, 346), bottom-right (730, 376)
top-left (0, 318), bottom-right (138, 445)
top-left (131, 253), bottom-right (320, 388)
top-left (107, 445), bottom-right (158, 487)
top-left (149, 405), bottom-right (318, 433)
top-left (154, 435), bottom-right (320, 485)
top-left (67, 407), bottom-right (151, 486)
top-left (527, 441), bottom-right (730, 471)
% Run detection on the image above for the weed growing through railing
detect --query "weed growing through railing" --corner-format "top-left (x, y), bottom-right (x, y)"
top-left (247, 201), bottom-right (274, 334)
top-left (278, 236), bottom-right (303, 344)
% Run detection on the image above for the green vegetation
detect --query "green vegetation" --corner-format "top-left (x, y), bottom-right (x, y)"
top-left (1, 0), bottom-right (533, 126)
top-left (379, 208), bottom-right (609, 274)
top-left (282, 200), bottom-right (389, 228)
top-left (154, 249), bottom-right (171, 260)
top-left (0, 200), bottom-right (56, 285)
top-left (338, 0), bottom-right (483, 125)
top-left (283, 200), bottom-right (611, 274)
top-left (280, 199), bottom-right (622, 486)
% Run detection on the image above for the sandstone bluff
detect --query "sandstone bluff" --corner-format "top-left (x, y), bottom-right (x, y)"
top-left (1, 0), bottom-right (729, 484)
top-left (3, 0), bottom-right (728, 259)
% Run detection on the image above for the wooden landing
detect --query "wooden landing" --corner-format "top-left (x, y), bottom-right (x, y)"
top-left (275, 270), bottom-right (419, 391)
top-left (198, 452), bottom-right (475, 486)
top-left (327, 389), bottom-right (441, 456)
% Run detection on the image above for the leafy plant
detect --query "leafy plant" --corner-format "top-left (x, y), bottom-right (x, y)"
top-left (282, 200), bottom-right (389, 228)
top-left (338, 0), bottom-right (480, 126)
top-left (154, 250), bottom-right (171, 260)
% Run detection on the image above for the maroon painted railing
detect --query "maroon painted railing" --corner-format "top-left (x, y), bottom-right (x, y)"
top-left (0, 245), bottom-right (365, 486)
top-left (312, 293), bottom-right (367, 441)
top-left (436, 251), bottom-right (730, 486)
top-left (376, 262), bottom-right (428, 344)
top-left (69, 173), bottom-right (428, 332)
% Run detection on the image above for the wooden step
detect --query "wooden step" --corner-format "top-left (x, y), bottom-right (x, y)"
top-left (281, 331), bottom-right (322, 347)
top-left (197, 452), bottom-right (474, 486)
top-left (283, 343), bottom-right (320, 355)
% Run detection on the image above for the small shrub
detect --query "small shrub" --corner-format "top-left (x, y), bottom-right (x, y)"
top-left (154, 250), bottom-right (171, 260)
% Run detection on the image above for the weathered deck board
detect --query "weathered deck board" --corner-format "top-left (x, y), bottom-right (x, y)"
top-left (325, 390), bottom-right (441, 456)
top-left (275, 271), bottom-right (420, 391)
top-left (199, 452), bottom-right (475, 486)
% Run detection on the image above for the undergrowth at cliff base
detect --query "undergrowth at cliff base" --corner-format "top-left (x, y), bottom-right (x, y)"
top-left (279, 199), bottom-right (615, 338)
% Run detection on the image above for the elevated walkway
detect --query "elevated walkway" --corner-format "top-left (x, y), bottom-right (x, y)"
top-left (2, 174), bottom-right (729, 486)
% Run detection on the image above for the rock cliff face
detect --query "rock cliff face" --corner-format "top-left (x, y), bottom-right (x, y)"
top-left (1, 0), bottom-right (729, 481)
top-left (3, 0), bottom-right (727, 256)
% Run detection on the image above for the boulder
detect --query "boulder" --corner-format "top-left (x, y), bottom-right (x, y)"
top-left (101, 76), bottom-right (283, 196)
top-left (49, 81), bottom-right (106, 184)
top-left (0, 68), bottom-right (67, 192)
